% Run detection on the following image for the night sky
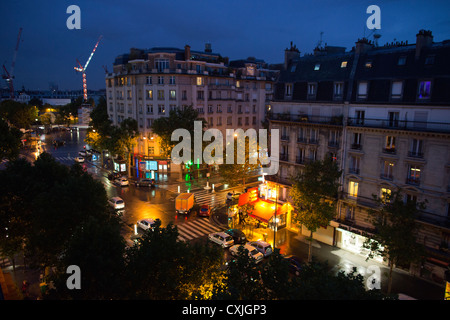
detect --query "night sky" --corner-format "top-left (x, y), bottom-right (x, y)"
top-left (1, 0), bottom-right (449, 91)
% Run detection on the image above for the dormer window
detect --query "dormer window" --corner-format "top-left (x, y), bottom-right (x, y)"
top-left (397, 56), bottom-right (407, 66)
top-left (365, 60), bottom-right (373, 68)
top-left (425, 55), bottom-right (435, 65)
top-left (341, 61), bottom-right (348, 68)
top-left (314, 63), bottom-right (320, 71)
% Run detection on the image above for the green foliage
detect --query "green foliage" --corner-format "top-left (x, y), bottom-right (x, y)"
top-left (0, 100), bottom-right (37, 129)
top-left (363, 189), bottom-right (426, 293)
top-left (0, 117), bottom-right (22, 161)
top-left (151, 105), bottom-right (205, 157)
top-left (290, 157), bottom-right (341, 261)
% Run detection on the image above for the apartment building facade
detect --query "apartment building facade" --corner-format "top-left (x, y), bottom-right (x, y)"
top-left (268, 30), bottom-right (450, 284)
top-left (105, 44), bottom-right (278, 179)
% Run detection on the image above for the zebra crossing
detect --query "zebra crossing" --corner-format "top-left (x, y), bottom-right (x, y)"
top-left (175, 218), bottom-right (224, 242)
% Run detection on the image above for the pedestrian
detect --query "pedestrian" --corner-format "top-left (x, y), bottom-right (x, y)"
top-left (21, 280), bottom-right (29, 297)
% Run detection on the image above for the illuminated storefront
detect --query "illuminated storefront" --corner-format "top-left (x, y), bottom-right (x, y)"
top-left (133, 155), bottom-right (171, 181)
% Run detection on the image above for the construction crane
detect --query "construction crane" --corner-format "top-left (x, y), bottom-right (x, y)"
top-left (2, 27), bottom-right (23, 100)
top-left (74, 35), bottom-right (103, 102)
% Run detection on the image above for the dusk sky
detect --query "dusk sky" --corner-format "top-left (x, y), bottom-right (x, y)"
top-left (1, 0), bottom-right (449, 91)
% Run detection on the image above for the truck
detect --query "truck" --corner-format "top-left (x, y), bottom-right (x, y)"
top-left (175, 193), bottom-right (195, 214)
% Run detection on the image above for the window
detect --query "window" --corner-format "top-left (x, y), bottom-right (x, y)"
top-left (155, 59), bottom-right (169, 72)
top-left (182, 90), bottom-right (187, 100)
top-left (329, 130), bottom-right (339, 147)
top-left (146, 119), bottom-right (153, 129)
top-left (285, 84), bottom-right (292, 96)
top-left (297, 148), bottom-right (306, 164)
top-left (334, 82), bottom-right (344, 98)
top-left (157, 90), bottom-right (164, 100)
top-left (146, 76), bottom-right (152, 84)
top-left (410, 139), bottom-right (423, 157)
top-left (157, 76), bottom-right (164, 85)
top-left (355, 110), bottom-right (365, 125)
top-left (146, 105), bottom-right (153, 114)
top-left (169, 76), bottom-right (175, 85)
top-left (380, 188), bottom-right (392, 203)
top-left (391, 81), bottom-right (403, 99)
top-left (169, 90), bottom-right (176, 100)
top-left (425, 55), bottom-right (435, 65)
top-left (388, 111), bottom-right (399, 127)
top-left (381, 161), bottom-right (394, 180)
top-left (348, 181), bottom-right (359, 198)
top-left (227, 117), bottom-right (232, 125)
top-left (351, 132), bottom-right (362, 149)
top-left (418, 80), bottom-right (431, 99)
top-left (310, 128), bottom-right (318, 143)
top-left (196, 77), bottom-right (204, 86)
top-left (146, 90), bottom-right (153, 100)
top-left (314, 63), bottom-right (320, 71)
top-left (207, 105), bottom-right (213, 114)
top-left (290, 64), bottom-right (297, 72)
top-left (397, 56), bottom-right (407, 66)
top-left (407, 165), bottom-right (421, 185)
top-left (158, 105), bottom-right (165, 115)
top-left (217, 117), bottom-right (222, 126)
top-left (384, 136), bottom-right (396, 153)
top-left (341, 61), bottom-right (348, 68)
top-left (357, 82), bottom-right (368, 99)
top-left (349, 156), bottom-right (360, 174)
top-left (307, 83), bottom-right (317, 95)
top-left (197, 90), bottom-right (204, 100)
top-left (365, 60), bottom-right (373, 68)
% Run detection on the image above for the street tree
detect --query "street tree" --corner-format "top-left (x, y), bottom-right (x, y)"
top-left (151, 105), bottom-right (206, 157)
top-left (363, 189), bottom-right (427, 294)
top-left (290, 157), bottom-right (341, 262)
top-left (0, 100), bottom-right (37, 129)
top-left (0, 117), bottom-right (22, 162)
top-left (218, 133), bottom-right (260, 187)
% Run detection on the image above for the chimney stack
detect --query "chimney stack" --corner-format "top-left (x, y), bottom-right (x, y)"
top-left (284, 41), bottom-right (300, 70)
top-left (355, 38), bottom-right (374, 55)
top-left (184, 45), bottom-right (191, 61)
top-left (415, 29), bottom-right (433, 59)
top-left (205, 43), bottom-right (212, 53)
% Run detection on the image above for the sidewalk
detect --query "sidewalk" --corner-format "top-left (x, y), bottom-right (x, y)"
top-left (214, 207), bottom-right (445, 299)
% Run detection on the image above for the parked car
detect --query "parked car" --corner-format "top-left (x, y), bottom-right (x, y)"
top-left (208, 232), bottom-right (234, 248)
top-left (114, 177), bottom-right (129, 186)
top-left (198, 204), bottom-right (211, 217)
top-left (108, 197), bottom-right (125, 210)
top-left (78, 150), bottom-right (87, 157)
top-left (246, 240), bottom-right (273, 257)
top-left (107, 172), bottom-right (122, 181)
top-left (229, 244), bottom-right (264, 263)
top-left (74, 156), bottom-right (85, 163)
top-left (283, 255), bottom-right (303, 276)
top-left (225, 229), bottom-right (247, 244)
top-left (137, 218), bottom-right (157, 231)
top-left (135, 178), bottom-right (155, 187)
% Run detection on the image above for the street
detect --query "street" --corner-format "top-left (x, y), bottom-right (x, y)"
top-left (37, 127), bottom-right (446, 300)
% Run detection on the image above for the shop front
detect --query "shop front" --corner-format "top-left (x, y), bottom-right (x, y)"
top-left (236, 187), bottom-right (294, 247)
top-left (133, 155), bottom-right (171, 181)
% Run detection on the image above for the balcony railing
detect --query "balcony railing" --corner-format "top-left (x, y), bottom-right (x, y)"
top-left (350, 143), bottom-right (362, 150)
top-left (406, 177), bottom-right (420, 186)
top-left (382, 148), bottom-right (396, 155)
top-left (408, 151), bottom-right (424, 158)
top-left (347, 117), bottom-right (450, 134)
top-left (348, 168), bottom-right (360, 175)
top-left (268, 113), bottom-right (344, 126)
top-left (380, 173), bottom-right (394, 181)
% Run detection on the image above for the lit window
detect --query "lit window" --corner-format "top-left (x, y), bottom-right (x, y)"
top-left (380, 188), bottom-right (392, 203)
top-left (365, 60), bottom-right (373, 68)
top-left (349, 181), bottom-right (359, 198)
top-left (341, 61), bottom-right (348, 68)
top-left (197, 77), bottom-right (204, 86)
top-left (418, 80), bottom-right (431, 99)
top-left (314, 63), bottom-right (320, 71)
